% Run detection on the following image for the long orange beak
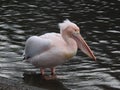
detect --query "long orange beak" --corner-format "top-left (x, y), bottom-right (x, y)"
top-left (73, 33), bottom-right (96, 60)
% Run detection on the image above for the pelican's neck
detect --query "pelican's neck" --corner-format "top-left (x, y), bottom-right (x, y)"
top-left (61, 31), bottom-right (78, 54)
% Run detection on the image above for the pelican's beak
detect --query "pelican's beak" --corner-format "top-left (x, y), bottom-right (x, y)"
top-left (73, 33), bottom-right (96, 60)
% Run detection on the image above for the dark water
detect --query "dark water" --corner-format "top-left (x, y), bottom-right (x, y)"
top-left (0, 0), bottom-right (120, 90)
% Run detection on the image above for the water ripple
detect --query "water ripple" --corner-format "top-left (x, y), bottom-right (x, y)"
top-left (0, 0), bottom-right (120, 90)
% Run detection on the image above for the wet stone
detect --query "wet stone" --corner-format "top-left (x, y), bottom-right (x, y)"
top-left (0, 76), bottom-right (45, 90)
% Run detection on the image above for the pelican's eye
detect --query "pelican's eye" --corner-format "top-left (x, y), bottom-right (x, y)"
top-left (75, 29), bottom-right (77, 32)
top-left (75, 29), bottom-right (79, 34)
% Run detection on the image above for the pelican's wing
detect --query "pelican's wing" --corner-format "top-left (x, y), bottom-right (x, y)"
top-left (24, 36), bottom-right (51, 60)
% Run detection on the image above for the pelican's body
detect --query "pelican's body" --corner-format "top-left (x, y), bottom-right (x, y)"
top-left (24, 20), bottom-right (96, 75)
top-left (25, 33), bottom-right (77, 68)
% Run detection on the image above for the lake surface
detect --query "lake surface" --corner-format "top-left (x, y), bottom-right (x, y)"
top-left (0, 0), bottom-right (120, 90)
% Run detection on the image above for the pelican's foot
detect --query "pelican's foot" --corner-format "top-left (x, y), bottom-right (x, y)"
top-left (43, 74), bottom-right (57, 80)
top-left (40, 67), bottom-right (57, 80)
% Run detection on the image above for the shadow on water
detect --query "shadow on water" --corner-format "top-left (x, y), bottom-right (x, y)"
top-left (23, 73), bottom-right (69, 90)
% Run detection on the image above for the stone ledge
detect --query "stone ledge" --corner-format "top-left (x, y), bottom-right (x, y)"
top-left (0, 76), bottom-right (45, 90)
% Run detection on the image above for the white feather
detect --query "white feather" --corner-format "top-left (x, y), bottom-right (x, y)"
top-left (24, 33), bottom-right (68, 67)
top-left (24, 36), bottom-right (51, 60)
top-left (58, 19), bottom-right (78, 33)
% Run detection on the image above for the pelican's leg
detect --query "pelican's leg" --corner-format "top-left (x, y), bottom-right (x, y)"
top-left (51, 67), bottom-right (55, 75)
top-left (42, 67), bottom-right (56, 80)
top-left (40, 68), bottom-right (45, 75)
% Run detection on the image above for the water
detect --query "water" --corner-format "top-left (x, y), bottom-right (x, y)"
top-left (0, 0), bottom-right (120, 90)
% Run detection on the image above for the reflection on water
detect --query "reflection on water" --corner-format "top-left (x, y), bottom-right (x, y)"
top-left (0, 0), bottom-right (120, 90)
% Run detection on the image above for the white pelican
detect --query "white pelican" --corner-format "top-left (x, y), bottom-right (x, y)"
top-left (23, 20), bottom-right (96, 75)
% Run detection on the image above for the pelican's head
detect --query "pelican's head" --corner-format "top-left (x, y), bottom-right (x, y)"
top-left (59, 19), bottom-right (96, 60)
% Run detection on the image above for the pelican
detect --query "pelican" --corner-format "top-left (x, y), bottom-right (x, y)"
top-left (23, 20), bottom-right (96, 75)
